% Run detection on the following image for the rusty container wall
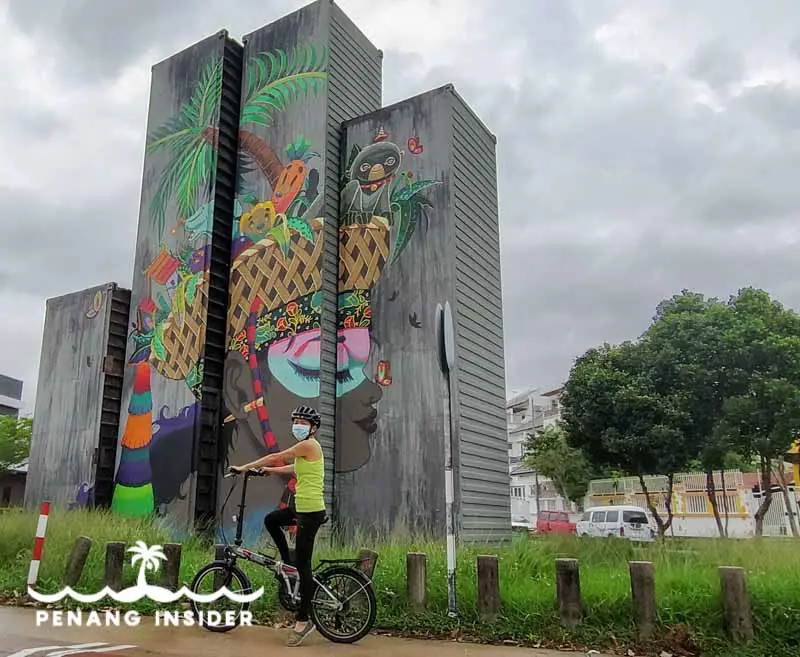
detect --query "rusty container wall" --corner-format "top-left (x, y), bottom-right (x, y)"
top-left (220, 0), bottom-right (382, 541)
top-left (112, 32), bottom-right (243, 534)
top-left (335, 86), bottom-right (510, 540)
top-left (25, 283), bottom-right (131, 510)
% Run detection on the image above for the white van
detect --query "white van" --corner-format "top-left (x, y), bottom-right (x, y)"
top-left (575, 505), bottom-right (654, 542)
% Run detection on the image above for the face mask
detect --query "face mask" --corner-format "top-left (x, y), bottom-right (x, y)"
top-left (292, 424), bottom-right (310, 441)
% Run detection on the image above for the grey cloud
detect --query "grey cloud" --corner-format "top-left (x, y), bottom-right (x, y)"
top-left (0, 187), bottom-right (136, 299)
top-left (8, 0), bottom-right (301, 80)
top-left (687, 40), bottom-right (744, 91)
top-left (6, 0), bottom-right (800, 403)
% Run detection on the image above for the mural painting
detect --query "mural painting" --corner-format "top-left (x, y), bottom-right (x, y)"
top-left (112, 57), bottom-right (225, 519)
top-left (335, 127), bottom-right (440, 472)
top-left (221, 42), bottom-right (330, 539)
top-left (221, 104), bottom-right (439, 538)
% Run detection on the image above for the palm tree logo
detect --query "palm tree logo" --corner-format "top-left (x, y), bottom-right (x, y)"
top-left (28, 538), bottom-right (263, 604)
top-left (127, 541), bottom-right (167, 590)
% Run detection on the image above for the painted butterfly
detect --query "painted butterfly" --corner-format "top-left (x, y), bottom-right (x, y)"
top-left (407, 136), bottom-right (423, 155)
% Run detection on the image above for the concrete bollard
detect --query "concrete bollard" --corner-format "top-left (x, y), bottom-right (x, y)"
top-left (406, 552), bottom-right (428, 613)
top-left (477, 555), bottom-right (501, 620)
top-left (555, 558), bottom-right (582, 627)
top-left (629, 561), bottom-right (656, 640)
top-left (158, 543), bottom-right (182, 591)
top-left (104, 542), bottom-right (126, 591)
top-left (358, 548), bottom-right (379, 579)
top-left (63, 536), bottom-right (93, 587)
top-left (719, 566), bottom-right (754, 644)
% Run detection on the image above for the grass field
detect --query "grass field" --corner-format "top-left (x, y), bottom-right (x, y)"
top-left (1, 508), bottom-right (798, 657)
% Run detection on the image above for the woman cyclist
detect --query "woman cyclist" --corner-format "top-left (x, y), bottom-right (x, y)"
top-left (229, 405), bottom-right (326, 647)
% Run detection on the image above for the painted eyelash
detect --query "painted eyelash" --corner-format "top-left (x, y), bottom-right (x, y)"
top-left (289, 361), bottom-right (318, 382)
top-left (288, 361), bottom-right (355, 384)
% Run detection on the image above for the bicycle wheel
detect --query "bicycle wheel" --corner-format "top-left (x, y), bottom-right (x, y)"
top-left (310, 566), bottom-right (377, 644)
top-left (189, 560), bottom-right (253, 633)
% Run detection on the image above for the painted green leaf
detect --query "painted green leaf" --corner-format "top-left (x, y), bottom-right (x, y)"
top-left (288, 217), bottom-right (314, 242)
top-left (152, 323), bottom-right (167, 361)
top-left (390, 194), bottom-right (435, 265)
top-left (145, 57), bottom-right (223, 238)
top-left (156, 294), bottom-right (171, 316)
top-left (241, 43), bottom-right (328, 129)
top-left (393, 179), bottom-right (440, 203)
top-left (186, 275), bottom-right (199, 305)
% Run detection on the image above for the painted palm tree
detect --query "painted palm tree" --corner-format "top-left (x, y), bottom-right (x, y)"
top-left (128, 541), bottom-right (167, 589)
top-left (146, 43), bottom-right (328, 238)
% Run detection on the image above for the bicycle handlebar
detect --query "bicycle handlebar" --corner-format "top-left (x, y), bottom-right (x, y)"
top-left (225, 467), bottom-right (268, 478)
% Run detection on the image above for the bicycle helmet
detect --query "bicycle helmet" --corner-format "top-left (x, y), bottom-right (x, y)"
top-left (291, 405), bottom-right (321, 428)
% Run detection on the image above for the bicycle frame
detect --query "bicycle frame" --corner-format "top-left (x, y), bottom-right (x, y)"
top-left (220, 469), bottom-right (355, 610)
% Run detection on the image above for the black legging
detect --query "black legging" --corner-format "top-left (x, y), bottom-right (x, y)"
top-left (264, 504), bottom-right (326, 622)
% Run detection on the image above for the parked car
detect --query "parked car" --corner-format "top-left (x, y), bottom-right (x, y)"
top-left (575, 505), bottom-right (655, 542)
top-left (535, 510), bottom-right (577, 535)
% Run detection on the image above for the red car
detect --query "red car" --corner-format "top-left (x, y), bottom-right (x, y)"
top-left (535, 510), bottom-right (576, 535)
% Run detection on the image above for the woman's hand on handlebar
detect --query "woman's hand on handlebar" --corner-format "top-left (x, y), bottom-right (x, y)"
top-left (227, 465), bottom-right (268, 477)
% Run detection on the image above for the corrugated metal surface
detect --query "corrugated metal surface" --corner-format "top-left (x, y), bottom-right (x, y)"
top-left (322, 3), bottom-right (382, 523)
top-left (449, 90), bottom-right (510, 541)
top-left (115, 31), bottom-right (238, 534)
top-left (194, 36), bottom-right (243, 530)
top-left (93, 286), bottom-right (131, 508)
top-left (25, 283), bottom-right (127, 509)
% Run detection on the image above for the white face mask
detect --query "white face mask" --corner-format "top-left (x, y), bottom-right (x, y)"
top-left (292, 423), bottom-right (310, 441)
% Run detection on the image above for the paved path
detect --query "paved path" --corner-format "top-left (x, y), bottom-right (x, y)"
top-left (0, 606), bottom-right (604, 657)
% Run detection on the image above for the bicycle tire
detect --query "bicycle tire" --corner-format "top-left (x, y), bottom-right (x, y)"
top-left (189, 560), bottom-right (253, 633)
top-left (310, 565), bottom-right (377, 644)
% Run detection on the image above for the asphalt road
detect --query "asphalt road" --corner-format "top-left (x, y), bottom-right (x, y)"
top-left (0, 606), bottom-right (604, 657)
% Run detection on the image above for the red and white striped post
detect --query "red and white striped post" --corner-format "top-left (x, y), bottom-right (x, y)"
top-left (27, 501), bottom-right (51, 587)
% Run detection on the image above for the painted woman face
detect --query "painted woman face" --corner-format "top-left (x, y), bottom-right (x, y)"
top-left (266, 327), bottom-right (372, 398)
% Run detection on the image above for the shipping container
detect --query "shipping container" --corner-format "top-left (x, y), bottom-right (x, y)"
top-left (112, 31), bottom-right (243, 534)
top-left (219, 0), bottom-right (382, 541)
top-left (25, 283), bottom-right (130, 509)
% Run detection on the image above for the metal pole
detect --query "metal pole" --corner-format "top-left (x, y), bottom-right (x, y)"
top-left (442, 369), bottom-right (457, 618)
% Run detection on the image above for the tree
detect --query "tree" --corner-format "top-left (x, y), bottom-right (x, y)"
top-left (716, 288), bottom-right (800, 536)
top-left (523, 425), bottom-right (595, 507)
top-left (0, 415), bottom-right (32, 473)
top-left (643, 290), bottom-right (738, 537)
top-left (561, 341), bottom-right (695, 539)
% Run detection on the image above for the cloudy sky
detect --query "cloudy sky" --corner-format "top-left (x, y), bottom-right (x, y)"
top-left (3, 0), bottom-right (800, 411)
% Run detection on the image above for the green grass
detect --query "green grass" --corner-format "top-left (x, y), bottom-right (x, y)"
top-left (1, 509), bottom-right (799, 657)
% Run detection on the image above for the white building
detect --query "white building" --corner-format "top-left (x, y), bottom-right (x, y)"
top-left (0, 374), bottom-right (23, 418)
top-left (507, 387), bottom-right (577, 528)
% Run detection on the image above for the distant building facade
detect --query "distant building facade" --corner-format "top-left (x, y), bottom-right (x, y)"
top-left (0, 374), bottom-right (23, 418)
top-left (507, 386), bottom-right (578, 528)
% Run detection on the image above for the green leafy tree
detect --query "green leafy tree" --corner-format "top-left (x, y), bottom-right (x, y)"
top-left (716, 287), bottom-right (800, 536)
top-left (0, 415), bottom-right (32, 473)
top-left (523, 425), bottom-right (595, 507)
top-left (643, 290), bottom-right (739, 536)
top-left (561, 341), bottom-right (695, 538)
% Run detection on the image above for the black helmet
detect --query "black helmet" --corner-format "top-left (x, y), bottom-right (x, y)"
top-left (291, 405), bottom-right (321, 428)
